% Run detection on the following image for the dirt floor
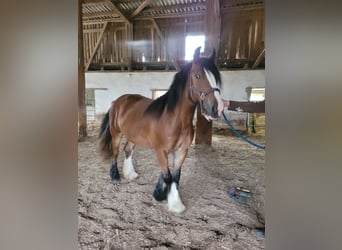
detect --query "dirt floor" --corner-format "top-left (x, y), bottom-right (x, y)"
top-left (78, 123), bottom-right (265, 250)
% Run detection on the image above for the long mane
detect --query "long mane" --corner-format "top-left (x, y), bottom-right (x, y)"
top-left (144, 63), bottom-right (191, 118)
top-left (144, 57), bottom-right (221, 119)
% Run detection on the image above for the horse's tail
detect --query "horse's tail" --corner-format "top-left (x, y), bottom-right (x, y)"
top-left (99, 111), bottom-right (112, 160)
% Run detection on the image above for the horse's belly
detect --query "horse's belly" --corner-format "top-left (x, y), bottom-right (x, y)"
top-left (122, 126), bottom-right (154, 148)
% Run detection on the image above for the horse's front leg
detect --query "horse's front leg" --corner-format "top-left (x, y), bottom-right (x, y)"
top-left (167, 148), bottom-right (187, 213)
top-left (153, 149), bottom-right (172, 202)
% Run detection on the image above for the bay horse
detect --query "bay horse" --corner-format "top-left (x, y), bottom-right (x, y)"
top-left (99, 47), bottom-right (223, 213)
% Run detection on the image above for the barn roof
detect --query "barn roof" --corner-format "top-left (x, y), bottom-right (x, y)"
top-left (82, 0), bottom-right (264, 23)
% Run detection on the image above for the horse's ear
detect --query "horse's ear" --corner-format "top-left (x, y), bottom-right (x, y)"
top-left (210, 48), bottom-right (216, 61)
top-left (193, 47), bottom-right (201, 61)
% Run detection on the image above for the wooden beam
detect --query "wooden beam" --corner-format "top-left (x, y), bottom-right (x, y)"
top-left (130, 0), bottom-right (152, 19)
top-left (83, 27), bottom-right (125, 33)
top-left (104, 0), bottom-right (130, 23)
top-left (221, 5), bottom-right (264, 13)
top-left (227, 100), bottom-right (265, 113)
top-left (252, 48), bottom-right (265, 69)
top-left (205, 0), bottom-right (221, 59)
top-left (126, 22), bottom-right (133, 71)
top-left (85, 21), bottom-right (108, 71)
top-left (83, 11), bottom-right (121, 19)
top-left (134, 20), bottom-right (203, 28)
top-left (150, 18), bottom-right (164, 44)
top-left (82, 0), bottom-right (106, 4)
top-left (78, 0), bottom-right (87, 138)
top-left (83, 18), bottom-right (124, 24)
top-left (195, 0), bottom-right (221, 145)
top-left (195, 108), bottom-right (213, 145)
top-left (139, 3), bottom-right (206, 14)
top-left (135, 12), bottom-right (205, 20)
top-left (171, 59), bottom-right (180, 71)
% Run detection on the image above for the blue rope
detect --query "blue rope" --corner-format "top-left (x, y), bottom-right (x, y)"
top-left (222, 112), bottom-right (265, 150)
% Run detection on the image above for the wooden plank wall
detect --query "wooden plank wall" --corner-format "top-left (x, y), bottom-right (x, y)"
top-left (82, 7), bottom-right (264, 71)
top-left (133, 20), bottom-right (162, 62)
top-left (219, 8), bottom-right (264, 66)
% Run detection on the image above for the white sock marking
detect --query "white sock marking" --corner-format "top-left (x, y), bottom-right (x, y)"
top-left (167, 183), bottom-right (185, 213)
top-left (123, 155), bottom-right (138, 180)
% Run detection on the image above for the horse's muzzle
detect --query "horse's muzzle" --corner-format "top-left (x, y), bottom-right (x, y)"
top-left (201, 102), bottom-right (220, 121)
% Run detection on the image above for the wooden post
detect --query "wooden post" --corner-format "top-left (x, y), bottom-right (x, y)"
top-left (126, 22), bottom-right (133, 71)
top-left (78, 0), bottom-right (87, 138)
top-left (195, 0), bottom-right (221, 145)
top-left (195, 108), bottom-right (213, 145)
top-left (205, 0), bottom-right (221, 63)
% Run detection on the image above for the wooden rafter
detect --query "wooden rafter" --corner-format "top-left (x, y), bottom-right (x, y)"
top-left (85, 21), bottom-right (108, 71)
top-left (83, 18), bottom-right (125, 24)
top-left (140, 3), bottom-right (206, 14)
top-left (130, 0), bottom-right (152, 19)
top-left (150, 18), bottom-right (164, 45)
top-left (135, 12), bottom-right (205, 20)
top-left (104, 0), bottom-right (130, 23)
top-left (83, 11), bottom-right (121, 19)
top-left (83, 0), bottom-right (106, 4)
top-left (252, 48), bottom-right (265, 69)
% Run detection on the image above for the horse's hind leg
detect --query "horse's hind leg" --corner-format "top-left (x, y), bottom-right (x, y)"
top-left (122, 141), bottom-right (139, 180)
top-left (110, 131), bottom-right (121, 182)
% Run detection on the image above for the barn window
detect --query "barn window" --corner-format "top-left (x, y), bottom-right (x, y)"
top-left (249, 87), bottom-right (265, 101)
top-left (185, 35), bottom-right (205, 60)
top-left (151, 89), bottom-right (167, 99)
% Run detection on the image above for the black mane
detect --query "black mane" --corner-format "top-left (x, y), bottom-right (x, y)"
top-left (144, 57), bottom-right (221, 118)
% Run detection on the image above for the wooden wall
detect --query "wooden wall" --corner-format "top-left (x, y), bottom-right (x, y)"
top-left (82, 6), bottom-right (264, 71)
top-left (219, 7), bottom-right (264, 68)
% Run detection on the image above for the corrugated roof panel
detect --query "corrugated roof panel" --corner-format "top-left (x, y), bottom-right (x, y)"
top-left (82, 0), bottom-right (264, 21)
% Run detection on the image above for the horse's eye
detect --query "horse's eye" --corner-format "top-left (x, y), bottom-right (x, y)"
top-left (194, 74), bottom-right (200, 79)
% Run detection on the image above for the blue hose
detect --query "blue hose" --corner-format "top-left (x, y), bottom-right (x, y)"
top-left (222, 112), bottom-right (265, 150)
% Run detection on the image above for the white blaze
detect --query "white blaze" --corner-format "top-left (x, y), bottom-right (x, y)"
top-left (204, 69), bottom-right (224, 116)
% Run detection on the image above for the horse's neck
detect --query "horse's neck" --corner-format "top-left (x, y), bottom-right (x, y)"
top-left (174, 91), bottom-right (197, 126)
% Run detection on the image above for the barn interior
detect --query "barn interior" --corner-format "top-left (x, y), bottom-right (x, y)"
top-left (78, 0), bottom-right (265, 249)
top-left (78, 0), bottom-right (265, 140)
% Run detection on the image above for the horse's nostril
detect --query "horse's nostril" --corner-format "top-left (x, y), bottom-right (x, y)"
top-left (212, 105), bottom-right (218, 115)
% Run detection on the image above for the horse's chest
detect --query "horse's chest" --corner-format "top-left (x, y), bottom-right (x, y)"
top-left (174, 127), bottom-right (194, 148)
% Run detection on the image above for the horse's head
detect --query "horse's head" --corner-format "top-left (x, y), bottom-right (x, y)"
top-left (189, 47), bottom-right (224, 121)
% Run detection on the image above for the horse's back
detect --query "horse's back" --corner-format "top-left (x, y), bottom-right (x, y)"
top-left (111, 94), bottom-right (149, 112)
top-left (113, 93), bottom-right (148, 105)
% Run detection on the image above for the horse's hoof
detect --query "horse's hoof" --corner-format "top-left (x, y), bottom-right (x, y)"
top-left (123, 169), bottom-right (139, 180)
top-left (153, 190), bottom-right (167, 201)
top-left (167, 182), bottom-right (185, 213)
top-left (111, 177), bottom-right (120, 184)
top-left (168, 202), bottom-right (186, 214)
top-left (110, 174), bottom-right (120, 182)
top-left (126, 172), bottom-right (139, 180)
